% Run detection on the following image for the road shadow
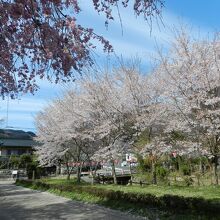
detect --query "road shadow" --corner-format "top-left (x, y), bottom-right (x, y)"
top-left (0, 182), bottom-right (141, 220)
top-left (0, 183), bottom-right (41, 197)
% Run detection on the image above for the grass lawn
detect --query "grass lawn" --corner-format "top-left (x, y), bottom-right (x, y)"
top-left (42, 177), bottom-right (220, 201)
top-left (94, 184), bottom-right (220, 201)
top-left (41, 178), bottom-right (88, 186)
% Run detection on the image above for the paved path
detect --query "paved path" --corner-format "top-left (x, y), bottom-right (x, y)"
top-left (0, 181), bottom-right (146, 220)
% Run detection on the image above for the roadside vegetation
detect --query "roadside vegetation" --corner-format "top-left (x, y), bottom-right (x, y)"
top-left (16, 178), bottom-right (220, 220)
top-left (39, 178), bottom-right (220, 201)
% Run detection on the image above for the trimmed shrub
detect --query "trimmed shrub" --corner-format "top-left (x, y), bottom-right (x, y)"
top-left (15, 179), bottom-right (220, 215)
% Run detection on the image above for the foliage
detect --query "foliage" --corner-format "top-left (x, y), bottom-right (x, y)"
top-left (183, 176), bottom-right (194, 187)
top-left (136, 155), bottom-right (151, 173)
top-left (156, 165), bottom-right (168, 180)
top-left (0, 0), bottom-right (163, 97)
top-left (9, 155), bottom-right (20, 169)
top-left (16, 179), bottom-right (220, 217)
top-left (8, 154), bottom-right (41, 179)
top-left (20, 154), bottom-right (32, 168)
top-left (26, 159), bottom-right (42, 179)
top-left (134, 129), bottom-right (151, 148)
top-left (180, 164), bottom-right (191, 176)
top-left (169, 130), bottom-right (186, 142)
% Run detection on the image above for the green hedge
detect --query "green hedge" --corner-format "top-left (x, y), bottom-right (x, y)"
top-left (16, 179), bottom-right (220, 215)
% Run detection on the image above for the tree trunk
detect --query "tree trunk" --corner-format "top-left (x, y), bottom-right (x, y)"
top-left (213, 157), bottom-right (218, 185)
top-left (67, 173), bottom-right (70, 180)
top-left (93, 163), bottom-right (98, 176)
top-left (66, 162), bottom-right (71, 180)
top-left (129, 161), bottom-right (133, 181)
top-left (148, 127), bottom-right (152, 142)
top-left (76, 165), bottom-right (81, 183)
top-left (152, 161), bottom-right (157, 185)
top-left (189, 160), bottom-right (192, 175)
top-left (76, 146), bottom-right (82, 184)
top-left (89, 165), bottom-right (94, 185)
top-left (32, 170), bottom-right (35, 180)
top-left (176, 156), bottom-right (180, 171)
top-left (200, 159), bottom-right (205, 175)
top-left (111, 160), bottom-right (117, 184)
top-left (56, 163), bottom-right (61, 176)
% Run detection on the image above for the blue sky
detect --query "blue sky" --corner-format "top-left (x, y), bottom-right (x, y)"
top-left (0, 0), bottom-right (220, 132)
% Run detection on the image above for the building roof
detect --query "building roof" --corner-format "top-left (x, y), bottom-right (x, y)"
top-left (0, 139), bottom-right (35, 148)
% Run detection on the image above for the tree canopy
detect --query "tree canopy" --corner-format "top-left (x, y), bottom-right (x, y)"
top-left (0, 0), bottom-right (164, 98)
top-left (35, 30), bottom-right (220, 184)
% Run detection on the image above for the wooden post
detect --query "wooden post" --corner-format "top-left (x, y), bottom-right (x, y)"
top-left (129, 161), bottom-right (133, 181)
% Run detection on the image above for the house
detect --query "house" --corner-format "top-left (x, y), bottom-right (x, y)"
top-left (0, 129), bottom-right (36, 157)
top-left (125, 153), bottom-right (137, 163)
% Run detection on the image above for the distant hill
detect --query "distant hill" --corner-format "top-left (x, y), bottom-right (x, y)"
top-left (0, 129), bottom-right (36, 140)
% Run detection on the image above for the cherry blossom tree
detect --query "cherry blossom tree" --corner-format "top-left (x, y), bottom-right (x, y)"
top-left (79, 61), bottom-right (168, 183)
top-left (79, 69), bottom-right (139, 183)
top-left (156, 31), bottom-right (220, 184)
top-left (35, 60), bottom-right (166, 183)
top-left (35, 102), bottom-right (71, 178)
top-left (35, 90), bottom-right (99, 181)
top-left (0, 0), bottom-right (163, 98)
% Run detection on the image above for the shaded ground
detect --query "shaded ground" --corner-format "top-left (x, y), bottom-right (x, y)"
top-left (0, 181), bottom-right (145, 220)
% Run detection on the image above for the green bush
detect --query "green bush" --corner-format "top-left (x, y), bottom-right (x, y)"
top-left (26, 160), bottom-right (42, 179)
top-left (20, 154), bottom-right (32, 168)
top-left (156, 166), bottom-right (168, 179)
top-left (183, 176), bottom-right (194, 186)
top-left (180, 164), bottom-right (191, 176)
top-left (9, 155), bottom-right (20, 169)
top-left (136, 155), bottom-right (151, 173)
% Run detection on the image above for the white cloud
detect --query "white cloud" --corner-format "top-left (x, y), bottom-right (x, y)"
top-left (77, 1), bottom-right (213, 56)
top-left (0, 98), bottom-right (45, 113)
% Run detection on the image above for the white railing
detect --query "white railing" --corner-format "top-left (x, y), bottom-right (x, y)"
top-left (96, 168), bottom-right (131, 176)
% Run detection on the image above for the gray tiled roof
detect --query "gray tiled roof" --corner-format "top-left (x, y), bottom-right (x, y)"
top-left (0, 139), bottom-right (35, 148)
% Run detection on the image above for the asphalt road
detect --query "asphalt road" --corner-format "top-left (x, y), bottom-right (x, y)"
top-left (0, 181), bottom-right (146, 220)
